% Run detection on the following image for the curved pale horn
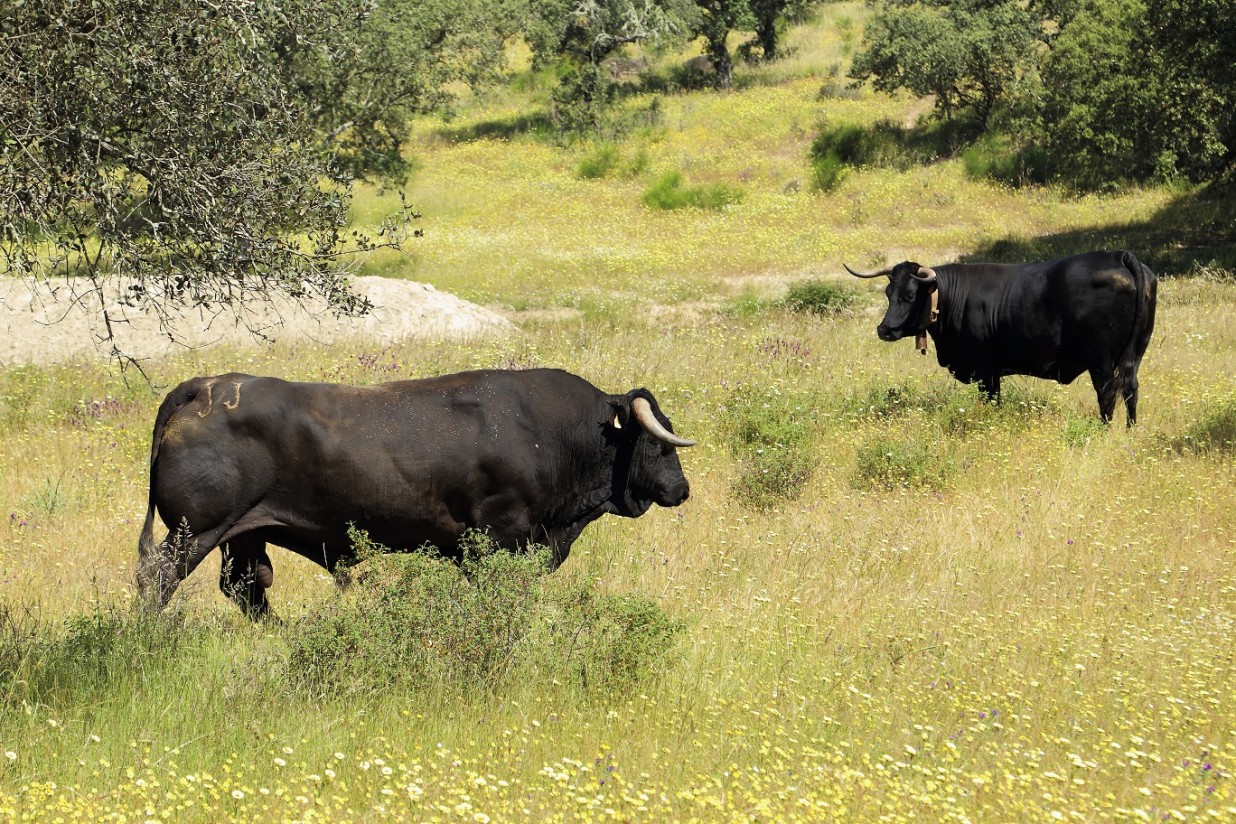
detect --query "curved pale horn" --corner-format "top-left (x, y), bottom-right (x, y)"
top-left (632, 397), bottom-right (696, 448)
top-left (912, 266), bottom-right (937, 283)
top-left (843, 263), bottom-right (894, 279)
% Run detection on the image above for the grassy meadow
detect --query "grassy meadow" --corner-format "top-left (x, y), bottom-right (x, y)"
top-left (3, 4), bottom-right (1236, 820)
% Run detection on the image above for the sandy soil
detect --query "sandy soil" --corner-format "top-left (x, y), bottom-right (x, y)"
top-left (0, 276), bottom-right (514, 366)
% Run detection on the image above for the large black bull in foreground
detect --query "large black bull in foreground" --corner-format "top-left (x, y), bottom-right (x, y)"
top-left (137, 368), bottom-right (694, 618)
top-left (846, 250), bottom-right (1157, 424)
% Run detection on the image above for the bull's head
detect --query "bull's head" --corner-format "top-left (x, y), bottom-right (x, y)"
top-left (846, 261), bottom-right (938, 350)
top-left (606, 390), bottom-right (693, 517)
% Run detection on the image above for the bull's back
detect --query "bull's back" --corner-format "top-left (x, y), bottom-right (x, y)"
top-left (149, 370), bottom-right (584, 541)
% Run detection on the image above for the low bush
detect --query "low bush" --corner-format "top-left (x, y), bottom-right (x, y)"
top-left (643, 171), bottom-right (743, 211)
top-left (284, 528), bottom-right (682, 697)
top-left (723, 385), bottom-right (818, 510)
top-left (578, 143), bottom-right (621, 179)
top-left (809, 151), bottom-right (850, 192)
top-left (809, 119), bottom-right (918, 171)
top-left (853, 434), bottom-right (955, 490)
top-left (781, 279), bottom-right (861, 314)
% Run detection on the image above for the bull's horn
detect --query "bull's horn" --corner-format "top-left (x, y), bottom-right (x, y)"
top-left (844, 263), bottom-right (893, 279)
top-left (913, 266), bottom-right (937, 283)
top-left (632, 397), bottom-right (696, 448)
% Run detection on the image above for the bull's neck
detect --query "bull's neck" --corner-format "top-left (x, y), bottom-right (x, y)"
top-left (930, 267), bottom-right (965, 329)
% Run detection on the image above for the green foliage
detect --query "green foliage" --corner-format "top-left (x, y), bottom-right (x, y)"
top-left (551, 62), bottom-right (616, 133)
top-left (809, 151), bottom-right (850, 192)
top-left (723, 385), bottom-right (818, 510)
top-left (525, 0), bottom-right (699, 133)
top-left (781, 279), bottom-right (860, 314)
top-left (692, 0), bottom-right (757, 88)
top-left (578, 144), bottom-right (622, 179)
top-left (849, 0), bottom-right (1038, 127)
top-left (286, 0), bottom-right (512, 184)
top-left (725, 288), bottom-right (774, 317)
top-left (285, 529), bottom-right (682, 696)
top-left (748, 0), bottom-right (828, 61)
top-left (1028, 0), bottom-right (1149, 188)
top-left (0, 0), bottom-right (418, 360)
top-left (1026, 0), bottom-right (1236, 188)
top-left (642, 171), bottom-right (743, 210)
top-left (853, 434), bottom-right (954, 490)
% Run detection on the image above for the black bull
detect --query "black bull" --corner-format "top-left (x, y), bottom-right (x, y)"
top-left (847, 250), bottom-right (1157, 424)
top-left (136, 368), bottom-right (694, 618)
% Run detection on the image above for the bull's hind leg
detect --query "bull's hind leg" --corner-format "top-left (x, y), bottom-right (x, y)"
top-left (143, 520), bottom-right (232, 611)
top-left (978, 374), bottom-right (1001, 403)
top-left (1088, 365), bottom-right (1120, 424)
top-left (219, 536), bottom-right (275, 620)
top-left (1120, 368), bottom-right (1140, 426)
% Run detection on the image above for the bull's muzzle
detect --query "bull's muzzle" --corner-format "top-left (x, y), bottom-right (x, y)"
top-left (663, 480), bottom-right (690, 507)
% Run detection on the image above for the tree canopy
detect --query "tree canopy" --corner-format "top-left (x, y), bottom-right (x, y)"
top-left (849, 0), bottom-right (1236, 187)
top-left (0, 0), bottom-right (506, 364)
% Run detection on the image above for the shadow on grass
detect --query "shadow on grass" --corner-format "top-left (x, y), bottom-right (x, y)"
top-left (962, 185), bottom-right (1236, 275)
top-left (432, 111), bottom-right (556, 144)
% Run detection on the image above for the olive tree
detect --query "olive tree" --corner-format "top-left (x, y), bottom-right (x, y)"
top-left (0, 0), bottom-right (500, 365)
top-left (748, 0), bottom-right (827, 61)
top-left (849, 0), bottom-right (1039, 128)
top-left (524, 0), bottom-right (698, 131)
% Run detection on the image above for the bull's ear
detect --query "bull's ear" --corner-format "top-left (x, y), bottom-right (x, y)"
top-left (607, 398), bottom-right (631, 430)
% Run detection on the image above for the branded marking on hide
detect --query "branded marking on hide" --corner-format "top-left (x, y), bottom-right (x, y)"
top-left (197, 381), bottom-right (216, 418)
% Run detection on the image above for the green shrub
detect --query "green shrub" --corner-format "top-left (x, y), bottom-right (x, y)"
top-left (809, 151), bottom-right (850, 192)
top-left (853, 434), bottom-right (955, 490)
top-left (731, 448), bottom-right (818, 511)
top-left (578, 144), bottom-right (621, 179)
top-left (284, 528), bottom-right (681, 697)
top-left (782, 279), bottom-right (860, 314)
top-left (810, 150), bottom-right (850, 191)
top-left (642, 171), bottom-right (743, 211)
top-left (624, 148), bottom-right (651, 177)
top-left (724, 385), bottom-right (818, 510)
top-left (809, 119), bottom-right (918, 170)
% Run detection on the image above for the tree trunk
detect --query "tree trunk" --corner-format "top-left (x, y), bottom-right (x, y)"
top-left (757, 13), bottom-right (778, 60)
top-left (707, 35), bottom-right (733, 88)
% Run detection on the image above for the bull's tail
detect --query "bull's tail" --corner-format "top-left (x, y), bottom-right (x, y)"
top-left (136, 378), bottom-right (204, 606)
top-left (1116, 250), bottom-right (1157, 424)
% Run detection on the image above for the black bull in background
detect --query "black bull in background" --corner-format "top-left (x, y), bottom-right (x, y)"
top-left (846, 250), bottom-right (1157, 424)
top-left (137, 368), bottom-right (695, 618)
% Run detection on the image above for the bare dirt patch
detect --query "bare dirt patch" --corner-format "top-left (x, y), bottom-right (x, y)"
top-left (0, 276), bottom-right (514, 367)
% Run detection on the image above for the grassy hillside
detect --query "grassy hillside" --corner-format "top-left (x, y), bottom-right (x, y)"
top-left (2, 5), bottom-right (1235, 821)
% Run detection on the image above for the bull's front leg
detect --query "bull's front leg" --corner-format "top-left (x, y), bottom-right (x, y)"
top-left (978, 374), bottom-right (1001, 403)
top-left (218, 538), bottom-right (275, 621)
top-left (541, 523), bottom-right (588, 571)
